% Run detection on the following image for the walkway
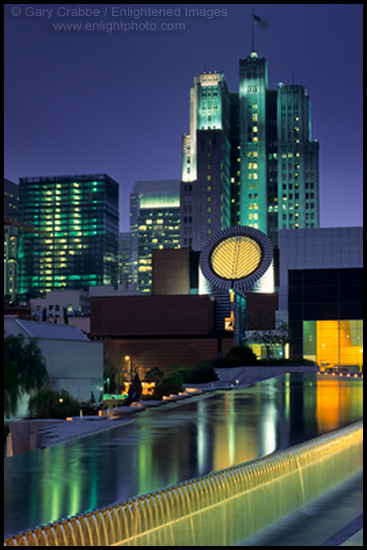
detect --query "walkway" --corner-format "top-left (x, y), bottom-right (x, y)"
top-left (234, 469), bottom-right (363, 546)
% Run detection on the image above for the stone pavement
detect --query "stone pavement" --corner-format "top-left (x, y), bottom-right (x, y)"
top-left (234, 469), bottom-right (363, 546)
top-left (340, 528), bottom-right (363, 546)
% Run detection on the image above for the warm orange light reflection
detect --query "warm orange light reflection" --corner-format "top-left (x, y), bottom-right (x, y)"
top-left (316, 379), bottom-right (364, 432)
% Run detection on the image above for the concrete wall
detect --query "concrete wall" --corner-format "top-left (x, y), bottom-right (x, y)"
top-left (38, 339), bottom-right (102, 378)
top-left (37, 339), bottom-right (103, 402)
top-left (8, 420), bottom-right (63, 456)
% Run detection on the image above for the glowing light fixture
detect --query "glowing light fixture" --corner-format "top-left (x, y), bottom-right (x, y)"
top-left (200, 226), bottom-right (273, 293)
top-left (211, 236), bottom-right (262, 279)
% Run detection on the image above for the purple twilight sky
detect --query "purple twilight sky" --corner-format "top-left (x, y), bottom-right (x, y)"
top-left (4, 4), bottom-right (363, 232)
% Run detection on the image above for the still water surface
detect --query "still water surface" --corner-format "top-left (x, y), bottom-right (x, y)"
top-left (4, 374), bottom-right (363, 537)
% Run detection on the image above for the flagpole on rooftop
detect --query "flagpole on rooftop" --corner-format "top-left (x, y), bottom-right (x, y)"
top-left (251, 9), bottom-right (255, 53)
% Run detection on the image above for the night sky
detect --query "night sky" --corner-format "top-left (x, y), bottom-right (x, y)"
top-left (4, 4), bottom-right (363, 232)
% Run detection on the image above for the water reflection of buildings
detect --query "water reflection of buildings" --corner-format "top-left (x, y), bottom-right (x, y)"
top-left (316, 378), bottom-right (363, 433)
top-left (5, 375), bottom-right (363, 539)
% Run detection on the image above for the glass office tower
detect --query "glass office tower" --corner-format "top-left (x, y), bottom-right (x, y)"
top-left (130, 180), bottom-right (181, 293)
top-left (19, 174), bottom-right (119, 294)
top-left (4, 178), bottom-right (21, 301)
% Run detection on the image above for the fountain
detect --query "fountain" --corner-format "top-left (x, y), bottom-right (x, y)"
top-left (4, 420), bottom-right (362, 546)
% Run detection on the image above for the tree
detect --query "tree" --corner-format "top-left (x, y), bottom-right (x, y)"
top-left (145, 367), bottom-right (164, 383)
top-left (4, 334), bottom-right (48, 417)
top-left (249, 319), bottom-right (290, 360)
top-left (28, 388), bottom-right (80, 419)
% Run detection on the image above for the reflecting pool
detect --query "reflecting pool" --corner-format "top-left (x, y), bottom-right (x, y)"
top-left (4, 374), bottom-right (363, 538)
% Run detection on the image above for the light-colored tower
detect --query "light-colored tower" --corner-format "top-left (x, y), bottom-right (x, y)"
top-left (181, 72), bottom-right (231, 251)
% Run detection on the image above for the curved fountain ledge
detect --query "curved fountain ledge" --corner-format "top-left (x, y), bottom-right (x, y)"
top-left (4, 420), bottom-right (363, 546)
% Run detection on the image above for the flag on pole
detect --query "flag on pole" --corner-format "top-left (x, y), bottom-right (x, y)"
top-left (253, 14), bottom-right (269, 29)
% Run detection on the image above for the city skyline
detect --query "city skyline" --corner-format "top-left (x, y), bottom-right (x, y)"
top-left (4, 4), bottom-right (363, 232)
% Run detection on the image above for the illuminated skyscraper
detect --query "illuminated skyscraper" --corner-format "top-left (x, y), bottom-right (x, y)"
top-left (181, 52), bottom-right (319, 251)
top-left (19, 174), bottom-right (119, 294)
top-left (239, 53), bottom-right (269, 236)
top-left (4, 178), bottom-right (21, 301)
top-left (276, 84), bottom-right (319, 234)
top-left (130, 180), bottom-right (181, 293)
top-left (239, 53), bottom-right (319, 243)
top-left (180, 72), bottom-right (232, 251)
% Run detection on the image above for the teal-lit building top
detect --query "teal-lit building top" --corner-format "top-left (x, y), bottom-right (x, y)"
top-left (239, 53), bottom-right (268, 236)
top-left (130, 180), bottom-right (180, 293)
top-left (19, 174), bottom-right (119, 294)
top-left (181, 52), bottom-right (320, 250)
top-left (238, 52), bottom-right (319, 244)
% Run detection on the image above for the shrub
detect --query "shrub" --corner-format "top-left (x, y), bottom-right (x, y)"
top-left (153, 361), bottom-right (218, 399)
top-left (212, 345), bottom-right (257, 368)
top-left (145, 367), bottom-right (164, 383)
top-left (154, 369), bottom-right (186, 398)
top-left (28, 388), bottom-right (81, 419)
top-left (185, 361), bottom-right (218, 384)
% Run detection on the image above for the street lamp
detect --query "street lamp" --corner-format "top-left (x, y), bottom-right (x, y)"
top-left (125, 355), bottom-right (132, 382)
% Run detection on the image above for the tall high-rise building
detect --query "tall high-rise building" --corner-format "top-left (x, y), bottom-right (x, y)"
top-left (180, 72), bottom-right (232, 251)
top-left (239, 53), bottom-right (269, 236)
top-left (19, 174), bottom-right (119, 294)
top-left (4, 178), bottom-right (21, 301)
top-left (118, 232), bottom-right (132, 288)
top-left (276, 84), bottom-right (319, 234)
top-left (130, 180), bottom-right (181, 293)
top-left (181, 52), bottom-right (319, 251)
